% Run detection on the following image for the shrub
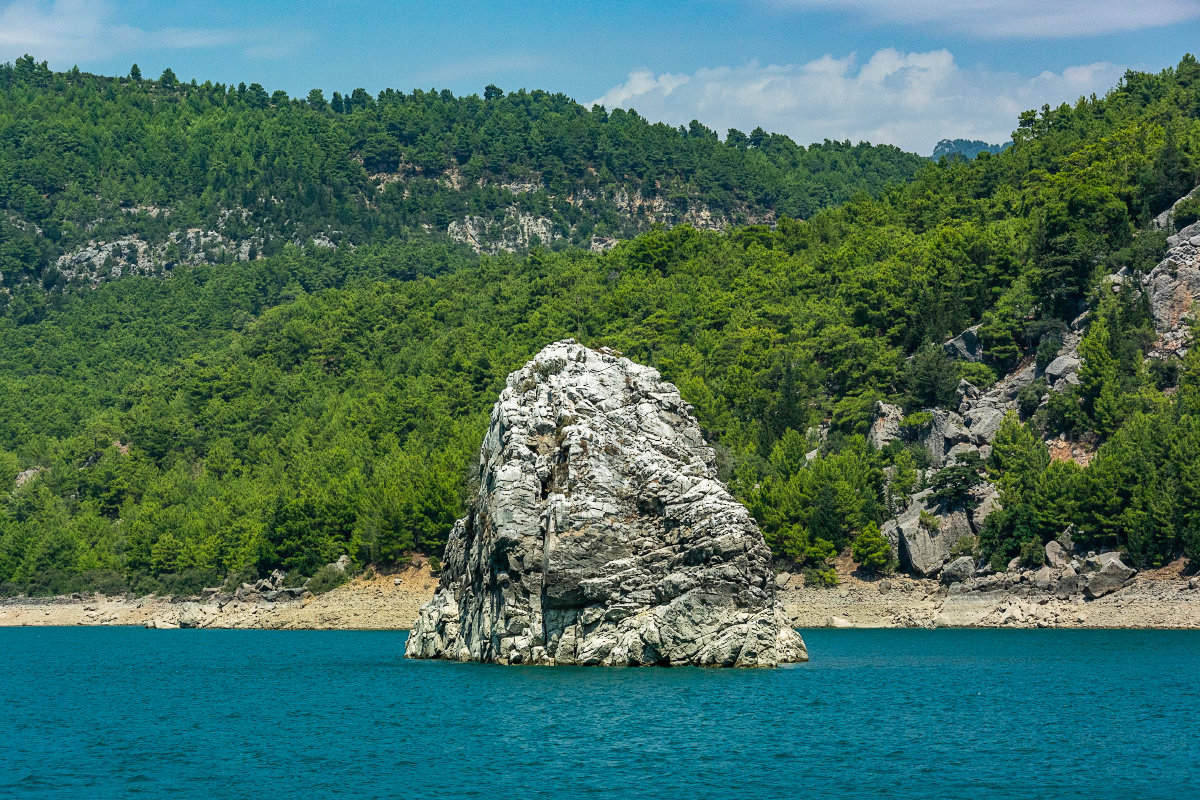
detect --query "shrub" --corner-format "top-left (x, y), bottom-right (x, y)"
top-left (1018, 379), bottom-right (1047, 419)
top-left (851, 522), bottom-right (894, 575)
top-left (79, 570), bottom-right (129, 596)
top-left (900, 411), bottom-right (933, 436)
top-left (428, 555), bottom-right (442, 574)
top-left (306, 563), bottom-right (351, 595)
top-left (958, 362), bottom-right (997, 389)
top-left (1045, 389), bottom-right (1088, 436)
top-left (159, 568), bottom-right (220, 597)
top-left (128, 572), bottom-right (165, 597)
top-left (1148, 359), bottom-right (1179, 390)
top-left (223, 564), bottom-right (258, 592)
top-left (1019, 537), bottom-right (1047, 568)
top-left (281, 570), bottom-right (307, 588)
top-left (949, 534), bottom-right (977, 559)
top-left (804, 536), bottom-right (838, 566)
top-left (919, 509), bottom-right (940, 531)
top-left (803, 565), bottom-right (840, 588)
top-left (1036, 336), bottom-right (1062, 373)
top-left (1174, 196), bottom-right (1200, 229)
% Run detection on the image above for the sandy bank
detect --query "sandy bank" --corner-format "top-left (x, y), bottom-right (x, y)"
top-left (3, 560), bottom-right (1198, 631)
top-left (0, 565), bottom-right (439, 630)
top-left (780, 559), bottom-right (1200, 629)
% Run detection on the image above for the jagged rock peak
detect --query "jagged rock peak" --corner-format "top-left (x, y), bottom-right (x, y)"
top-left (405, 339), bottom-right (807, 667)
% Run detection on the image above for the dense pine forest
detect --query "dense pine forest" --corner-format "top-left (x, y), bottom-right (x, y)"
top-left (2, 55), bottom-right (1200, 596)
top-left (0, 53), bottom-right (923, 287)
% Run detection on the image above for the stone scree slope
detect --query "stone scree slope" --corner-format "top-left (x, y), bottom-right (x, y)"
top-left (405, 340), bottom-right (807, 667)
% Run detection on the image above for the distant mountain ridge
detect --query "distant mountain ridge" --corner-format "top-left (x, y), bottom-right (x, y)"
top-left (932, 138), bottom-right (1011, 160)
top-left (0, 56), bottom-right (925, 290)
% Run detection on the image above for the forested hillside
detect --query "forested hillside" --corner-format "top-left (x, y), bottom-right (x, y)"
top-left (0, 55), bottom-right (923, 300)
top-left (2, 56), bottom-right (1200, 596)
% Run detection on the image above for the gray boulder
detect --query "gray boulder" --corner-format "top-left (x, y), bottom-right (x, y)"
top-left (1084, 556), bottom-right (1137, 599)
top-left (882, 490), bottom-right (975, 577)
top-left (1044, 356), bottom-right (1080, 382)
top-left (1055, 573), bottom-right (1083, 598)
top-left (869, 402), bottom-right (905, 450)
top-left (943, 325), bottom-right (983, 362)
top-left (1032, 565), bottom-right (1055, 591)
top-left (971, 483), bottom-right (1000, 532)
top-left (920, 409), bottom-right (970, 469)
top-left (1057, 525), bottom-right (1077, 554)
top-left (940, 556), bottom-right (975, 585)
top-left (405, 340), bottom-right (806, 667)
top-left (963, 406), bottom-right (1005, 445)
top-left (178, 602), bottom-right (202, 629)
top-left (1045, 540), bottom-right (1070, 569)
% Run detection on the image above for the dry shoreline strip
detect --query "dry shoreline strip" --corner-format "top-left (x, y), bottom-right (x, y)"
top-left (2, 560), bottom-right (1198, 631)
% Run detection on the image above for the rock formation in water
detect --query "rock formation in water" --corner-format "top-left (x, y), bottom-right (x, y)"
top-left (405, 340), bottom-right (807, 666)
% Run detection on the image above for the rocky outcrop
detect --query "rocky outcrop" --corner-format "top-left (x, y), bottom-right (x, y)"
top-left (920, 409), bottom-right (971, 469)
top-left (868, 402), bottom-right (904, 449)
top-left (942, 325), bottom-right (983, 362)
top-left (881, 490), bottom-right (976, 578)
top-left (55, 221), bottom-right (276, 287)
top-left (405, 340), bottom-right (806, 667)
top-left (448, 212), bottom-right (557, 254)
top-left (13, 466), bottom-right (44, 489)
top-left (1144, 219), bottom-right (1200, 359)
top-left (1151, 186), bottom-right (1200, 231)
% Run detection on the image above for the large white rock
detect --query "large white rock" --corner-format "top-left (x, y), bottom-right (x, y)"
top-left (405, 340), bottom-right (807, 667)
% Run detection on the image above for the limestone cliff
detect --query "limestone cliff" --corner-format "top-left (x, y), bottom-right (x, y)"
top-left (405, 340), bottom-right (807, 666)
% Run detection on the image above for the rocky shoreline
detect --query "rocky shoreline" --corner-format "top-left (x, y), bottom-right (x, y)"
top-left (781, 559), bottom-right (1200, 629)
top-left (0, 563), bottom-right (439, 631)
top-left (3, 558), bottom-right (1197, 631)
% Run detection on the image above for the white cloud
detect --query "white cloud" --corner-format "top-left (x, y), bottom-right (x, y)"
top-left (768, 0), bottom-right (1200, 38)
top-left (0, 0), bottom-right (307, 64)
top-left (597, 70), bottom-right (691, 109)
top-left (590, 49), bottom-right (1125, 154)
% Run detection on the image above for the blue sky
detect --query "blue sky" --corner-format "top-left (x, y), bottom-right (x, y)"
top-left (1, 0), bottom-right (1198, 153)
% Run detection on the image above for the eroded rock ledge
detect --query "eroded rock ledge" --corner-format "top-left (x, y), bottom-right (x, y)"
top-left (405, 340), bottom-right (806, 666)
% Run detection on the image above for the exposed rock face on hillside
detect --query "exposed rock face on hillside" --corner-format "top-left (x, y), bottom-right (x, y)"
top-left (869, 207), bottom-right (1200, 580)
top-left (1145, 219), bottom-right (1200, 359)
top-left (405, 340), bottom-right (807, 667)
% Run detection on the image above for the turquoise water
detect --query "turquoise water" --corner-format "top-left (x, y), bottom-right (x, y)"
top-left (1, 628), bottom-right (1197, 799)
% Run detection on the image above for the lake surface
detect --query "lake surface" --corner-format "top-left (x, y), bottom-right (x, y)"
top-left (1, 628), bottom-right (1197, 799)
